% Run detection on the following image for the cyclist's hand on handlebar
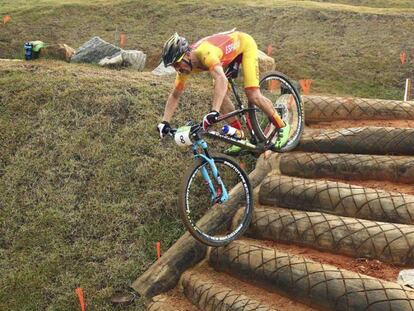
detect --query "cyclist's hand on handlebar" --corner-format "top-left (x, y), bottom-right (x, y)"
top-left (202, 110), bottom-right (220, 130)
top-left (157, 121), bottom-right (172, 138)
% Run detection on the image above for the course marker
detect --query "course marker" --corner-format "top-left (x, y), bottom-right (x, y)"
top-left (3, 15), bottom-right (11, 25)
top-left (156, 241), bottom-right (161, 260)
top-left (269, 80), bottom-right (279, 91)
top-left (75, 288), bottom-right (86, 311)
top-left (288, 94), bottom-right (295, 109)
top-left (267, 44), bottom-right (273, 56)
top-left (400, 51), bottom-right (407, 65)
top-left (299, 79), bottom-right (312, 94)
top-left (239, 161), bottom-right (246, 170)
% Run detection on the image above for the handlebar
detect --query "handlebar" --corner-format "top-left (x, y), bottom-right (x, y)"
top-left (168, 121), bottom-right (204, 138)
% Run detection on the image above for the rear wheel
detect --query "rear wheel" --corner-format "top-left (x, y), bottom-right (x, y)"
top-left (178, 154), bottom-right (253, 246)
top-left (248, 71), bottom-right (304, 152)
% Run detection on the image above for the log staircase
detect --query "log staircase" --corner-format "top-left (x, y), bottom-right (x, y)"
top-left (133, 95), bottom-right (414, 311)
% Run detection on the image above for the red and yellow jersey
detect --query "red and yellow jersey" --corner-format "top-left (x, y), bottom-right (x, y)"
top-left (175, 30), bottom-right (259, 90)
top-left (192, 30), bottom-right (244, 70)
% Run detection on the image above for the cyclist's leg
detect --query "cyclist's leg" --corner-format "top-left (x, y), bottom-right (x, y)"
top-left (240, 33), bottom-right (285, 129)
top-left (221, 92), bottom-right (244, 131)
top-left (221, 89), bottom-right (237, 122)
top-left (220, 91), bottom-right (244, 156)
top-left (221, 89), bottom-right (245, 155)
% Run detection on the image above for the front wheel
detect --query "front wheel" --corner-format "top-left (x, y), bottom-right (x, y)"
top-left (248, 71), bottom-right (304, 152)
top-left (178, 154), bottom-right (253, 247)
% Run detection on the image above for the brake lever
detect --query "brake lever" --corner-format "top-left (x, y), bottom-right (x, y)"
top-left (190, 123), bottom-right (202, 135)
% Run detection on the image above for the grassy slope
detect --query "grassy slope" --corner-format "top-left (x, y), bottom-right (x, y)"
top-left (0, 60), bottom-right (224, 310)
top-left (295, 0), bottom-right (414, 8)
top-left (1, 0), bottom-right (414, 310)
top-left (1, 0), bottom-right (414, 98)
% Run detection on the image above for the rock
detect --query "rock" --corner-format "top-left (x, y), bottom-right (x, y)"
top-left (397, 269), bottom-right (414, 288)
top-left (121, 50), bottom-right (146, 71)
top-left (40, 44), bottom-right (75, 62)
top-left (110, 291), bottom-right (136, 306)
top-left (258, 50), bottom-right (275, 74)
top-left (72, 37), bottom-right (146, 70)
top-left (98, 51), bottom-right (123, 67)
top-left (71, 36), bottom-right (122, 64)
top-left (151, 61), bottom-right (176, 76)
top-left (99, 50), bottom-right (146, 71)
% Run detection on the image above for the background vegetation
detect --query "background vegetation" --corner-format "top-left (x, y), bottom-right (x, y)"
top-left (1, 0), bottom-right (414, 97)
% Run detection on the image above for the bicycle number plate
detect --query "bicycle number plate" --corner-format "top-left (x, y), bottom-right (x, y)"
top-left (174, 126), bottom-right (192, 146)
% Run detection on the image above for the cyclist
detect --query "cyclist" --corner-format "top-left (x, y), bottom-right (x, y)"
top-left (157, 30), bottom-right (290, 154)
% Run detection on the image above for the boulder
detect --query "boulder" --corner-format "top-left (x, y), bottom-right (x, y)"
top-left (98, 51), bottom-right (123, 67)
top-left (72, 37), bottom-right (146, 71)
top-left (121, 50), bottom-right (146, 70)
top-left (98, 50), bottom-right (146, 71)
top-left (151, 61), bottom-right (176, 76)
top-left (71, 36), bottom-right (122, 64)
top-left (40, 44), bottom-right (75, 62)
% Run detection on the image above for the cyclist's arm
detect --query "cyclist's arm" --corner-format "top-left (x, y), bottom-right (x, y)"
top-left (162, 73), bottom-right (189, 122)
top-left (209, 65), bottom-right (228, 112)
top-left (197, 44), bottom-right (227, 112)
top-left (162, 87), bottom-right (183, 122)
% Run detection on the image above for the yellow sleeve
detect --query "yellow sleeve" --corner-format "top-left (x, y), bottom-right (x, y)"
top-left (174, 73), bottom-right (189, 91)
top-left (196, 43), bottom-right (223, 71)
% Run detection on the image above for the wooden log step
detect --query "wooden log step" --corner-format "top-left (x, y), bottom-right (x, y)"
top-left (303, 95), bottom-right (414, 123)
top-left (181, 270), bottom-right (279, 311)
top-left (297, 127), bottom-right (414, 155)
top-left (182, 264), bottom-right (315, 311)
top-left (209, 240), bottom-right (414, 311)
top-left (259, 175), bottom-right (414, 224)
top-left (247, 206), bottom-right (414, 265)
top-left (279, 152), bottom-right (414, 183)
top-left (132, 156), bottom-right (272, 298)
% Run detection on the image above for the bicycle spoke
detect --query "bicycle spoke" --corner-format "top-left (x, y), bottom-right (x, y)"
top-left (179, 156), bottom-right (253, 246)
top-left (248, 71), bottom-right (304, 152)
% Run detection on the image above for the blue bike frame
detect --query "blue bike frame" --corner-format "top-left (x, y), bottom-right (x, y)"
top-left (191, 139), bottom-right (229, 204)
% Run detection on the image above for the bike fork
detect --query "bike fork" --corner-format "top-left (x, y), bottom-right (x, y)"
top-left (193, 143), bottom-right (229, 204)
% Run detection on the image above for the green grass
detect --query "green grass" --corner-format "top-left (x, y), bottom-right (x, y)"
top-left (294, 0), bottom-right (414, 8)
top-left (0, 60), bottom-right (237, 310)
top-left (1, 0), bottom-right (413, 98)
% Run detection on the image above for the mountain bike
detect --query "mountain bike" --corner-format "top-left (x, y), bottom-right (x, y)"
top-left (169, 69), bottom-right (304, 246)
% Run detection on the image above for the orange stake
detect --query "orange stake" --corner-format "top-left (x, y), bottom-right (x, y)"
top-left (267, 44), bottom-right (273, 56)
top-left (400, 51), bottom-right (407, 65)
top-left (299, 79), bottom-right (312, 95)
top-left (75, 288), bottom-right (86, 311)
top-left (239, 161), bottom-right (246, 170)
top-left (156, 241), bottom-right (161, 260)
top-left (120, 33), bottom-right (126, 48)
top-left (3, 15), bottom-right (11, 25)
top-left (288, 94), bottom-right (294, 109)
top-left (269, 80), bottom-right (280, 91)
